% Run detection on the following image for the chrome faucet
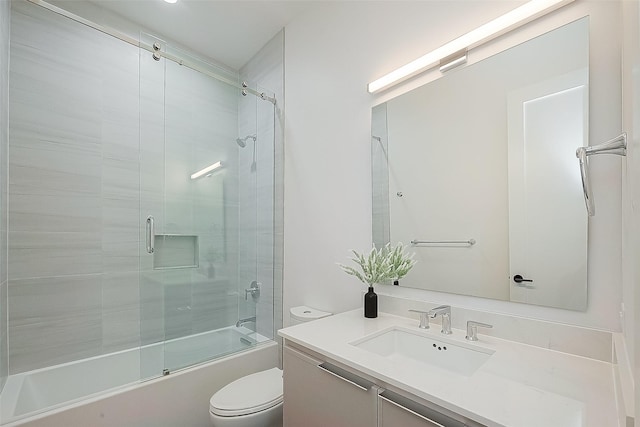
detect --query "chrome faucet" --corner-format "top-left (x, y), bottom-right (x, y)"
top-left (428, 305), bottom-right (452, 335)
top-left (408, 309), bottom-right (430, 329)
top-left (236, 316), bottom-right (256, 328)
top-left (465, 320), bottom-right (493, 341)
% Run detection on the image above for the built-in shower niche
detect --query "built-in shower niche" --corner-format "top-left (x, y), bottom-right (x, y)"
top-left (153, 235), bottom-right (199, 270)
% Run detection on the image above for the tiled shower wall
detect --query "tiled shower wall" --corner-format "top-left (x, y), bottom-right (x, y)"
top-left (7, 1), bottom-right (260, 374)
top-left (8, 2), bottom-right (143, 373)
top-left (371, 103), bottom-right (390, 249)
top-left (0, 0), bottom-right (10, 391)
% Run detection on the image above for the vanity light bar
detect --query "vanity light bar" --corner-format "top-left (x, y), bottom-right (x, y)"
top-left (190, 161), bottom-right (223, 180)
top-left (367, 0), bottom-right (574, 94)
top-left (438, 50), bottom-right (468, 73)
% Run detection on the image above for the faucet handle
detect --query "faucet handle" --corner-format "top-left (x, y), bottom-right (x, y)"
top-left (408, 309), bottom-right (430, 329)
top-left (245, 281), bottom-right (261, 300)
top-left (465, 320), bottom-right (493, 341)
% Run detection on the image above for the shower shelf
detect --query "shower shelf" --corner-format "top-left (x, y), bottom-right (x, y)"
top-left (153, 234), bottom-right (199, 269)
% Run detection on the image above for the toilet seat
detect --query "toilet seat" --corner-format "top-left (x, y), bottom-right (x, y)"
top-left (209, 367), bottom-right (283, 417)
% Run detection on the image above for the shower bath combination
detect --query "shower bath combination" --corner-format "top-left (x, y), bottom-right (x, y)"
top-left (2, 0), bottom-right (280, 424)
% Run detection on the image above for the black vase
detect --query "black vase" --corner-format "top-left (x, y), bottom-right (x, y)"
top-left (364, 286), bottom-right (378, 318)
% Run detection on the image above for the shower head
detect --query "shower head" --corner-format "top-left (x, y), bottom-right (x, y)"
top-left (236, 135), bottom-right (257, 148)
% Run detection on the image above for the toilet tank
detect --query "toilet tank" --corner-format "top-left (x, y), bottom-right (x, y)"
top-left (289, 306), bottom-right (332, 325)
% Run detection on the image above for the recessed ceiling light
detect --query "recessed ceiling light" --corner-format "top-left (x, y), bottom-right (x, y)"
top-left (164, 0), bottom-right (178, 4)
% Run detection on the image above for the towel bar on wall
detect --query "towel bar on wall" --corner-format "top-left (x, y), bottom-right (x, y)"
top-left (410, 239), bottom-right (476, 247)
top-left (576, 132), bottom-right (627, 216)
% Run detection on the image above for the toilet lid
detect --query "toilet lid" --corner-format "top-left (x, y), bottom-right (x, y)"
top-left (209, 367), bottom-right (283, 417)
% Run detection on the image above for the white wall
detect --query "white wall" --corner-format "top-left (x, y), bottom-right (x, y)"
top-left (621, 0), bottom-right (640, 421)
top-left (283, 1), bottom-right (623, 331)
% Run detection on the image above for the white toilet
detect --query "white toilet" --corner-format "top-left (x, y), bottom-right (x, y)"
top-left (288, 305), bottom-right (332, 326)
top-left (209, 306), bottom-right (332, 427)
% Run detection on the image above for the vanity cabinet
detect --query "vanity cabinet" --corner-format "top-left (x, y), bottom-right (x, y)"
top-left (378, 390), bottom-right (468, 427)
top-left (283, 345), bottom-right (379, 427)
top-left (283, 343), bottom-right (482, 427)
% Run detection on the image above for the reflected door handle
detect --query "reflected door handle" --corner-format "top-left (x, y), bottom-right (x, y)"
top-left (513, 274), bottom-right (533, 283)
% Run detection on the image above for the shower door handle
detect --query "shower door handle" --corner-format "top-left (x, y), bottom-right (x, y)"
top-left (146, 216), bottom-right (155, 254)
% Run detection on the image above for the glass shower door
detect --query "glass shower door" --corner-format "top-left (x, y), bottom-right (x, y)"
top-left (139, 39), bottom-right (272, 378)
top-left (139, 33), bottom-right (167, 380)
top-left (160, 51), bottom-right (239, 373)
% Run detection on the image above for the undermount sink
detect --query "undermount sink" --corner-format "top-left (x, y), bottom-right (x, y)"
top-left (350, 327), bottom-right (494, 376)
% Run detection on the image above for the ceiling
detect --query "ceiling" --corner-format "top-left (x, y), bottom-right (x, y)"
top-left (73, 0), bottom-right (318, 70)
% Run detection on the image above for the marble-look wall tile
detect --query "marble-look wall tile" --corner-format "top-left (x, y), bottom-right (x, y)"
top-left (9, 231), bottom-right (102, 279)
top-left (8, 140), bottom-right (101, 198)
top-left (164, 282), bottom-right (193, 340)
top-left (0, 0), bottom-right (11, 391)
top-left (140, 272), bottom-right (165, 346)
top-left (102, 198), bottom-right (139, 273)
top-left (191, 278), bottom-right (236, 334)
top-left (8, 1), bottom-right (142, 372)
top-left (102, 157), bottom-right (139, 202)
top-left (102, 272), bottom-right (140, 353)
top-left (9, 194), bottom-right (102, 234)
top-left (8, 275), bottom-right (103, 373)
top-left (0, 282), bottom-right (7, 390)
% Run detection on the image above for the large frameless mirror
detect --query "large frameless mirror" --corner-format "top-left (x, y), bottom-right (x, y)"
top-left (371, 17), bottom-right (589, 311)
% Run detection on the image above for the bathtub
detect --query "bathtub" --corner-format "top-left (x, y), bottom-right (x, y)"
top-left (0, 326), bottom-right (276, 427)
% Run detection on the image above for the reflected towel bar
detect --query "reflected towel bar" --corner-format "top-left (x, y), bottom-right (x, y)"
top-left (411, 239), bottom-right (476, 246)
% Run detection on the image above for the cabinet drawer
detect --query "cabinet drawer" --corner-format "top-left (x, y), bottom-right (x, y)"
top-left (283, 346), bottom-right (379, 427)
top-left (379, 390), bottom-right (474, 427)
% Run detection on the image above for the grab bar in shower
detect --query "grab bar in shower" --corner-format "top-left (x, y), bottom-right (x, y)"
top-left (410, 239), bottom-right (476, 247)
top-left (146, 215), bottom-right (155, 254)
top-left (576, 133), bottom-right (627, 216)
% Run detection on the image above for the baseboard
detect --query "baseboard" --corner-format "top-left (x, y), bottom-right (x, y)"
top-left (613, 333), bottom-right (635, 427)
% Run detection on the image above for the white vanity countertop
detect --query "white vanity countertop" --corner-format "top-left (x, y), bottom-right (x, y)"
top-left (278, 310), bottom-right (617, 427)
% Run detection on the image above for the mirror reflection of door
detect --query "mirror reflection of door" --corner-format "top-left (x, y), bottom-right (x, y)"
top-left (507, 69), bottom-right (588, 310)
top-left (371, 17), bottom-right (590, 310)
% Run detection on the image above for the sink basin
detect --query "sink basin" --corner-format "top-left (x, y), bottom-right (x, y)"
top-left (351, 327), bottom-right (494, 376)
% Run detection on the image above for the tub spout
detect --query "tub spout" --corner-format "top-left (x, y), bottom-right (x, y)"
top-left (236, 316), bottom-right (256, 328)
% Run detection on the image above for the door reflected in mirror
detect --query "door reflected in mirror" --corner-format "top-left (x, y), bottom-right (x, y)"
top-left (371, 17), bottom-right (589, 311)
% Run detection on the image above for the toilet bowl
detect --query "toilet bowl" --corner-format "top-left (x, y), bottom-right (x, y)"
top-left (209, 367), bottom-right (283, 427)
top-left (209, 307), bottom-right (332, 427)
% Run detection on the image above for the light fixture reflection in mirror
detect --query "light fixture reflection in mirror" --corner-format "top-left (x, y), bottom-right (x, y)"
top-left (371, 17), bottom-right (589, 311)
top-left (190, 161), bottom-right (223, 180)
